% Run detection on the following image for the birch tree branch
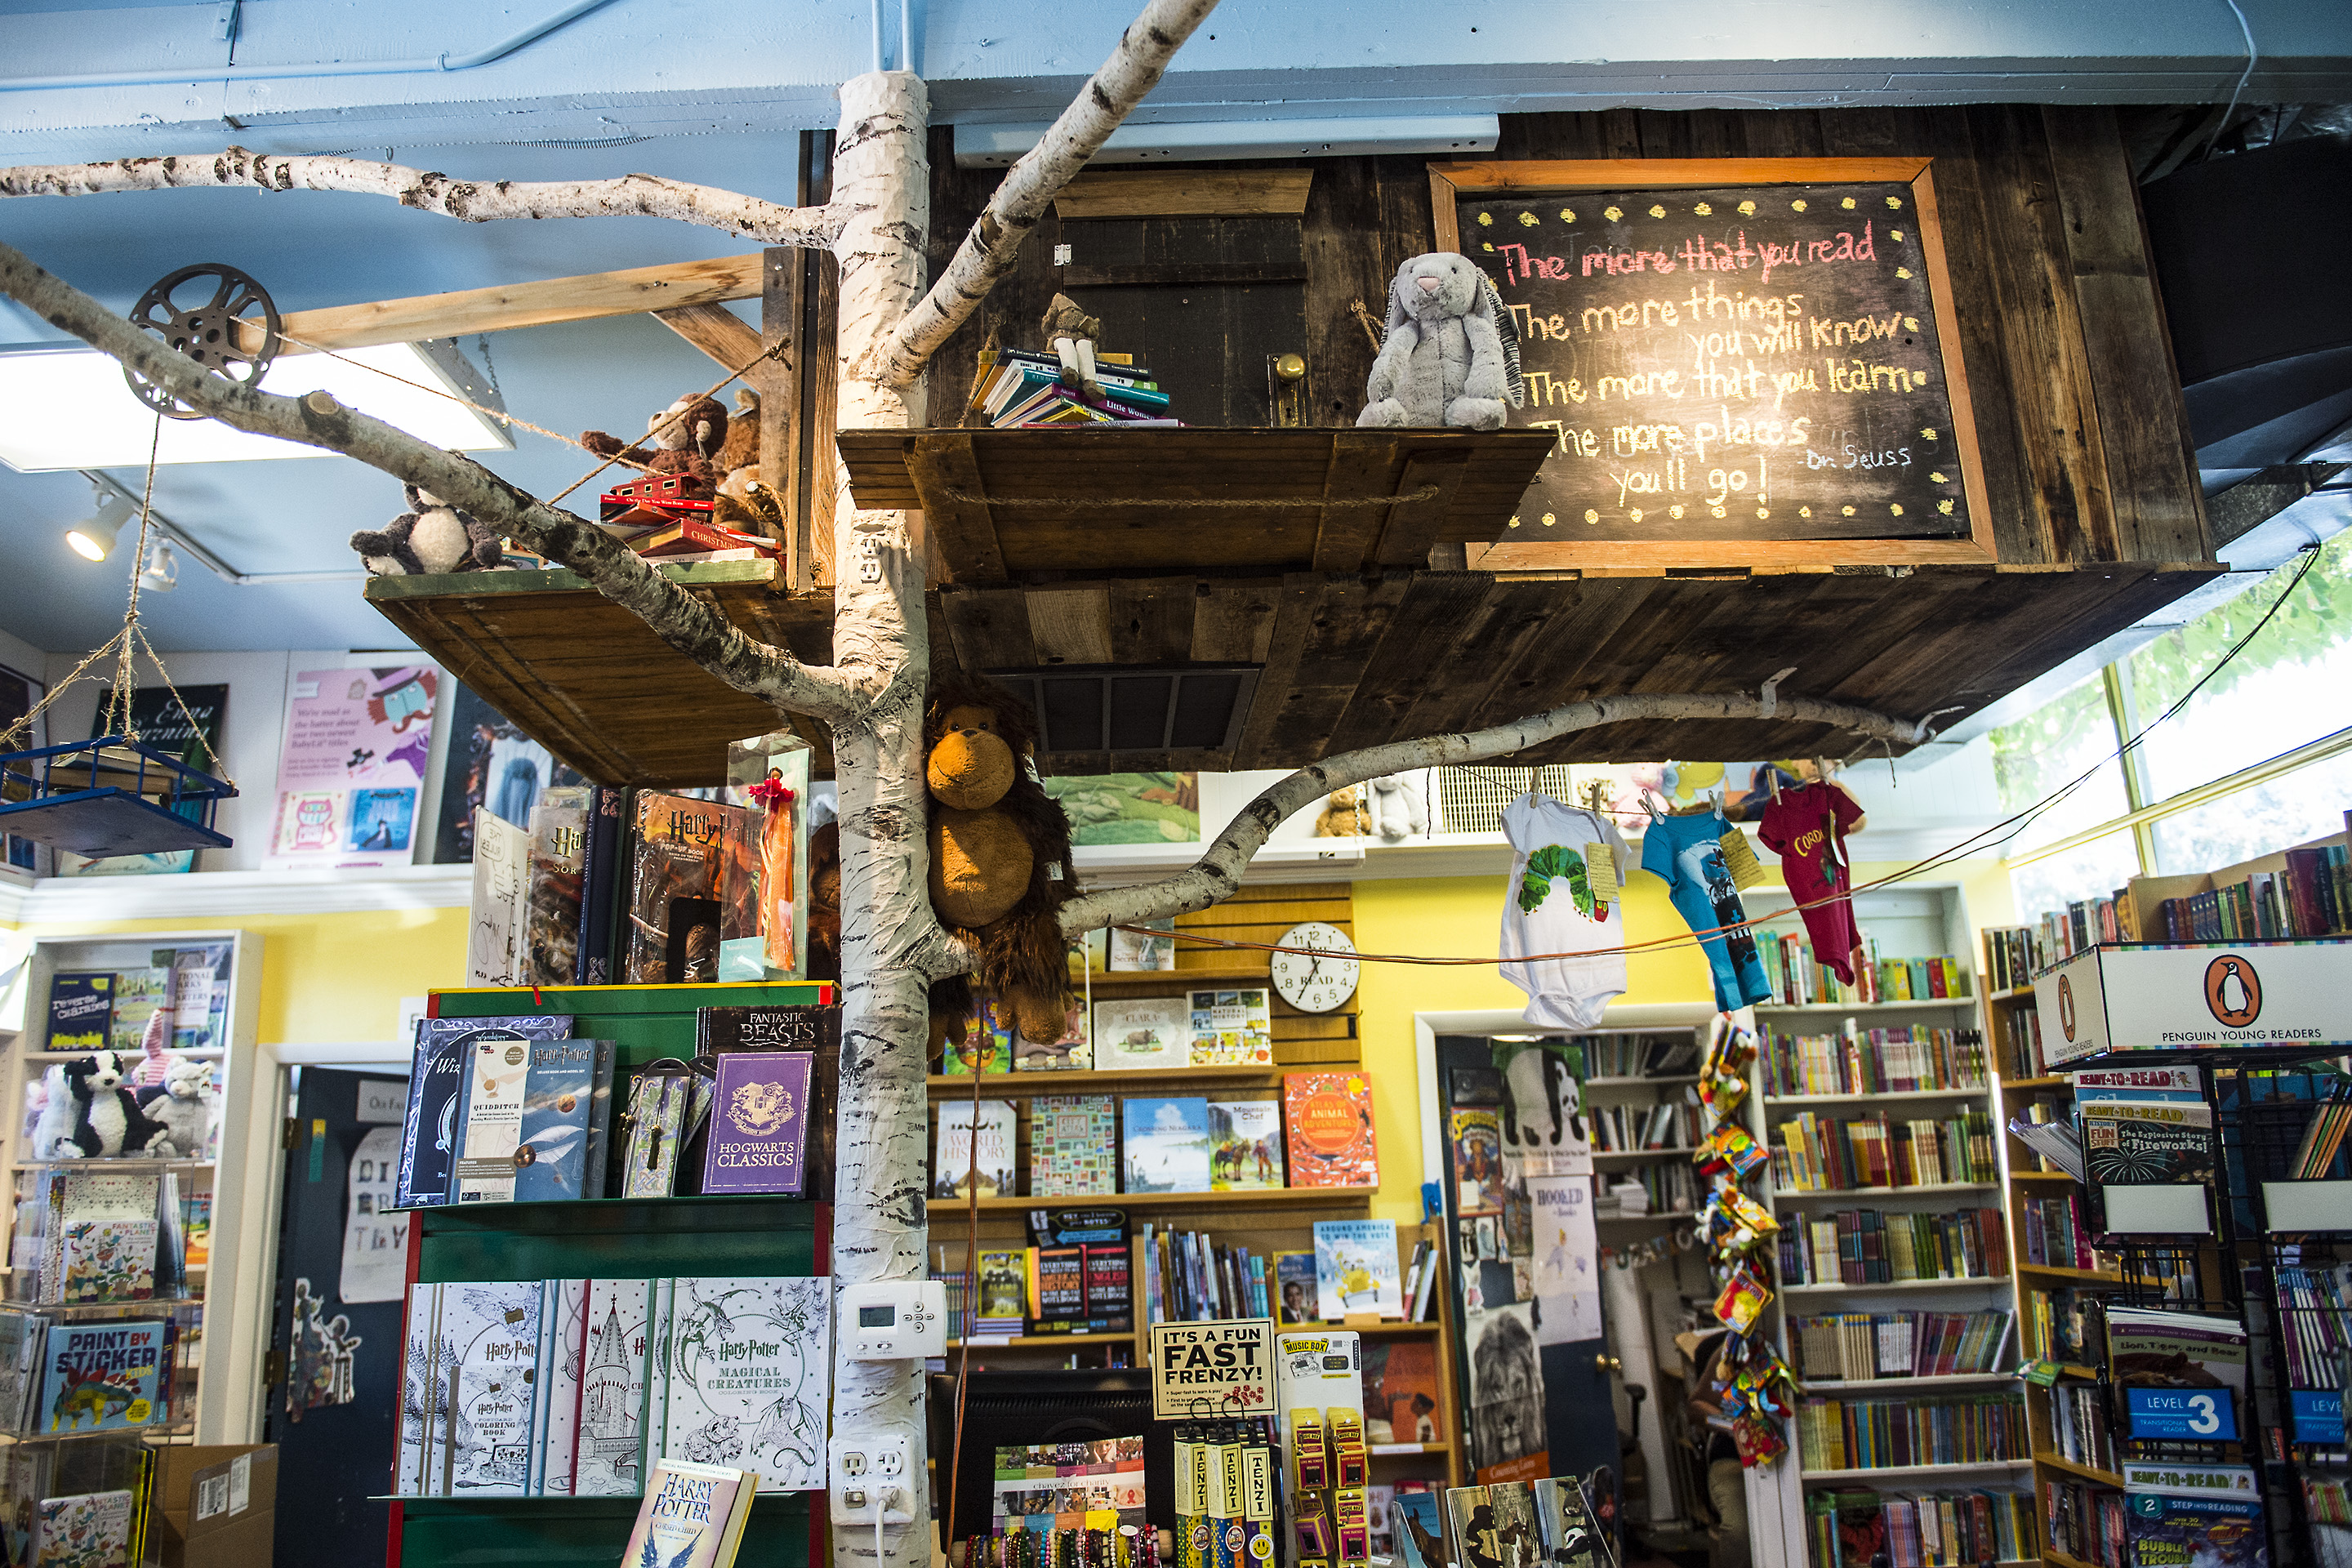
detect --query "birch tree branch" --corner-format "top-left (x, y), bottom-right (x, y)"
top-left (0, 241), bottom-right (861, 725)
top-left (0, 148), bottom-right (844, 248)
top-left (862, 0), bottom-right (1221, 387)
top-left (1058, 690), bottom-right (1936, 936)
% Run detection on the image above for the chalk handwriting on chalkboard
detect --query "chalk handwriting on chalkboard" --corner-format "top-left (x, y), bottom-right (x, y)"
top-left (1458, 182), bottom-right (1968, 543)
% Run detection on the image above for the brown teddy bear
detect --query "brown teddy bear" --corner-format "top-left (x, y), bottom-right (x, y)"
top-left (924, 674), bottom-right (1075, 1049)
top-left (580, 394), bottom-right (730, 484)
top-left (1315, 785), bottom-right (1370, 837)
top-left (806, 819), bottom-right (841, 984)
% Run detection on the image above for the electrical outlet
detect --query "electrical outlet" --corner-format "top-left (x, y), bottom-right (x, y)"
top-left (829, 1434), bottom-right (917, 1526)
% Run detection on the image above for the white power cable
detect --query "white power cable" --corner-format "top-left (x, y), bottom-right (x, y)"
top-left (2203, 0), bottom-right (2260, 162)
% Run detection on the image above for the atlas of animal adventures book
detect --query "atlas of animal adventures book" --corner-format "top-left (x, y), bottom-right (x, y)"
top-left (1284, 1073), bottom-right (1379, 1188)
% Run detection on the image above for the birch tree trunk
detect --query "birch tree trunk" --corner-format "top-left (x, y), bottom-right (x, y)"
top-left (822, 69), bottom-right (949, 1568)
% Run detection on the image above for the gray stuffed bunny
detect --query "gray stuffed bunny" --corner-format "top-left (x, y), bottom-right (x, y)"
top-left (1356, 253), bottom-right (1525, 430)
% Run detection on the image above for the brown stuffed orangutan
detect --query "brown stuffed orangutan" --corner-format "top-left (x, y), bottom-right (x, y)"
top-left (924, 674), bottom-right (1075, 1053)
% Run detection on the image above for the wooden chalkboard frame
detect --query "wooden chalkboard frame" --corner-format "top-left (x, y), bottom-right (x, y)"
top-left (1429, 158), bottom-right (1997, 571)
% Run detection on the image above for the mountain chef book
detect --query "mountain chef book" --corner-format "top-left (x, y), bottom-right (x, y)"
top-left (37, 1319), bottom-right (165, 1435)
top-left (1208, 1100), bottom-right (1285, 1191)
top-left (701, 1053), bottom-right (813, 1196)
top-left (620, 1459), bottom-right (755, 1568)
top-left (1285, 1073), bottom-right (1379, 1188)
top-left (657, 1276), bottom-right (831, 1490)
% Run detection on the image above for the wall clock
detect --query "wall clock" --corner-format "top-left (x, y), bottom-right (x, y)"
top-left (1271, 921), bottom-right (1360, 1013)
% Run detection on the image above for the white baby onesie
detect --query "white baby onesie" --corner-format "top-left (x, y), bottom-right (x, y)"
top-left (1499, 793), bottom-right (1633, 1030)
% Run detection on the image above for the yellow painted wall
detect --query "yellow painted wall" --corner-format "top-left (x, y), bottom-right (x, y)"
top-left (12, 908), bottom-right (465, 1044)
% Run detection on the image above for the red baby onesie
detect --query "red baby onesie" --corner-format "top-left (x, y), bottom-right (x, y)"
top-left (1758, 781), bottom-right (1865, 982)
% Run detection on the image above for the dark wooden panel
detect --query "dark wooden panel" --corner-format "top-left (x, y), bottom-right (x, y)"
top-left (1302, 154), bottom-right (1387, 429)
top-left (1190, 578), bottom-right (1282, 664)
top-left (938, 586), bottom-right (1040, 671)
top-left (1106, 577), bottom-right (1199, 666)
top-left (2041, 105), bottom-right (2210, 564)
top-left (1320, 571), bottom-right (1497, 754)
top-left (1465, 576), bottom-right (1659, 727)
top-left (1232, 575), bottom-right (1323, 768)
top-left (1384, 577), bottom-right (1566, 740)
top-left (1061, 262), bottom-right (1307, 287)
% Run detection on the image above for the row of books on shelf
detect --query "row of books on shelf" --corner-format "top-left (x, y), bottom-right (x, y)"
top-left (2042, 1479), bottom-right (2128, 1568)
top-left (1762, 1027), bottom-right (1989, 1098)
top-left (1143, 1220), bottom-right (1434, 1329)
top-left (963, 348), bottom-right (1181, 429)
top-left (932, 1073), bottom-right (1377, 1200)
top-left (1771, 1109), bottom-right (1998, 1192)
top-left (1762, 940), bottom-right (1973, 1009)
top-left (1597, 1165), bottom-right (1695, 1219)
top-left (2158, 842), bottom-right (2352, 941)
top-left (2045, 1464), bottom-right (2269, 1568)
top-left (1806, 1486), bottom-right (2036, 1568)
top-left (0, 1309), bottom-right (185, 1437)
top-left (957, 1209), bottom-right (1134, 1336)
top-left (1788, 1309), bottom-right (2016, 1382)
top-left (1778, 1208), bottom-right (2009, 1288)
top-left (2024, 1286), bottom-right (2107, 1366)
top-left (396, 1274), bottom-right (830, 1499)
top-left (42, 943), bottom-right (234, 1056)
top-left (1993, 1004), bottom-right (2047, 1081)
top-left (1575, 1031), bottom-right (1701, 1079)
top-left (394, 1006), bottom-right (837, 1211)
top-left (2271, 1254), bottom-right (2352, 1396)
top-left (1586, 1096), bottom-right (1699, 1154)
top-left (2049, 1381), bottom-right (2117, 1476)
top-left (944, 990), bottom-right (1274, 1074)
top-left (2020, 1193), bottom-right (2118, 1275)
top-left (6, 1168), bottom-right (207, 1307)
top-left (0, 1436), bottom-right (168, 1568)
top-left (1793, 1391), bottom-right (2026, 1472)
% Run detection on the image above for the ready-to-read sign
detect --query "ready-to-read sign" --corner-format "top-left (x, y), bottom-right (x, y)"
top-left (1458, 180), bottom-right (1968, 543)
top-left (1149, 1317), bottom-right (1272, 1419)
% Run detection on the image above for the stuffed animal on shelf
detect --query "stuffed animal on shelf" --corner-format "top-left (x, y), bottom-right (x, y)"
top-left (708, 387), bottom-right (789, 543)
top-left (1365, 772), bottom-right (1430, 842)
top-left (44, 1051), bottom-right (167, 1159)
top-left (806, 819), bottom-right (841, 984)
top-left (1314, 785), bottom-right (1369, 837)
top-left (580, 394), bottom-right (731, 484)
top-left (1356, 252), bottom-right (1524, 430)
top-left (1039, 292), bottom-right (1105, 403)
top-left (924, 673), bottom-right (1076, 1049)
top-left (349, 483), bottom-right (504, 577)
top-left (135, 1054), bottom-right (220, 1160)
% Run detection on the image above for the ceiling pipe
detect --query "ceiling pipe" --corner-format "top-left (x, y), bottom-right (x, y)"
top-left (0, 0), bottom-right (626, 93)
top-left (80, 470), bottom-right (364, 585)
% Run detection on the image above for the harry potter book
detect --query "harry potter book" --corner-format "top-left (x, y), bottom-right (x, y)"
top-left (619, 1459), bottom-right (755, 1568)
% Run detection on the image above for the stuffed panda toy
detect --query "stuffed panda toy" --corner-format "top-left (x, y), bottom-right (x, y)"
top-left (39, 1051), bottom-right (167, 1159)
top-left (349, 483), bottom-right (505, 577)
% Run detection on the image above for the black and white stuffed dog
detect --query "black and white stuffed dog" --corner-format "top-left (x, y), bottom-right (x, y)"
top-left (48, 1051), bottom-right (167, 1159)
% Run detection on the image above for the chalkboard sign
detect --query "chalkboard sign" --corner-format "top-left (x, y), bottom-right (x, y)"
top-left (1437, 167), bottom-right (1977, 546)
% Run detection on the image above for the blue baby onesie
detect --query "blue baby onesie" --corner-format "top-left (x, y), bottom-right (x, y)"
top-left (1639, 810), bottom-right (1775, 1013)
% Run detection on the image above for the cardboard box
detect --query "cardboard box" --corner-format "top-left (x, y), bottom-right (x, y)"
top-left (150, 1444), bottom-right (275, 1568)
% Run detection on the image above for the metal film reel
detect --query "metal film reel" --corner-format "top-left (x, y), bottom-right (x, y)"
top-left (124, 262), bottom-right (282, 420)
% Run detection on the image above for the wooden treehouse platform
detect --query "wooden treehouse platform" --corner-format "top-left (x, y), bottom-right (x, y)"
top-left (367, 429), bottom-right (2219, 786)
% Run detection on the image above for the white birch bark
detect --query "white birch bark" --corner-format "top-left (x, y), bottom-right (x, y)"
top-left (0, 149), bottom-right (842, 247)
top-left (821, 69), bottom-right (953, 1568)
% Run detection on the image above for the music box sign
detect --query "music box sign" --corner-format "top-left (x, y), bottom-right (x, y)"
top-left (2038, 940), bottom-right (2352, 1065)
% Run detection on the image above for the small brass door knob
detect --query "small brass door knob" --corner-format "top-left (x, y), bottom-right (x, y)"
top-left (1273, 353), bottom-right (1307, 382)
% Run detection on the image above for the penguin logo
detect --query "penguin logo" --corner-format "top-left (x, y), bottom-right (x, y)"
top-left (2205, 955), bottom-right (2261, 1028)
top-left (2056, 974), bottom-right (2077, 1042)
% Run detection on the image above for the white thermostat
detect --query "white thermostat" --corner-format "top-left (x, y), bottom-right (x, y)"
top-left (840, 1280), bottom-right (948, 1361)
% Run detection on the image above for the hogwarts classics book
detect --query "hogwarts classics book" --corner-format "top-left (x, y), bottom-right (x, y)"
top-left (701, 1053), bottom-right (813, 1196)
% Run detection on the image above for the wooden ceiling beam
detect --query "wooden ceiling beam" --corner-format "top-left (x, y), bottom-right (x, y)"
top-left (652, 300), bottom-right (769, 377)
top-left (258, 253), bottom-right (764, 356)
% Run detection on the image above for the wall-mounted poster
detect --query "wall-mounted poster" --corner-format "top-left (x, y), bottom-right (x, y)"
top-left (433, 680), bottom-right (586, 864)
top-left (267, 666), bottom-right (440, 871)
top-left (60, 683), bottom-right (230, 877)
top-left (1042, 772), bottom-right (1200, 845)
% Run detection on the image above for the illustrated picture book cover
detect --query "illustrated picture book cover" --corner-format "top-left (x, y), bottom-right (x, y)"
top-left (1120, 1098), bottom-right (1210, 1193)
top-left (618, 1458), bottom-right (755, 1568)
top-left (1090, 997), bottom-right (1189, 1072)
top-left (1313, 1219), bottom-right (1402, 1321)
top-left (659, 1276), bottom-right (831, 1491)
top-left (1285, 1073), bottom-right (1378, 1188)
top-left (933, 1101), bottom-right (1018, 1200)
top-left (1208, 1101), bottom-right (1285, 1191)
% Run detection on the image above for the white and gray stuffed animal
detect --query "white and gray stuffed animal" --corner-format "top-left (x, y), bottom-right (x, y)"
top-left (1356, 253), bottom-right (1525, 430)
top-left (349, 482), bottom-right (504, 577)
top-left (135, 1054), bottom-right (220, 1160)
top-left (1365, 770), bottom-right (1431, 843)
top-left (47, 1051), bottom-right (167, 1159)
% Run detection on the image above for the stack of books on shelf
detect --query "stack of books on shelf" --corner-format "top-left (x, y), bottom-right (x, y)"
top-left (1763, 1027), bottom-right (1989, 1097)
top-left (2020, 1191), bottom-right (2116, 1274)
top-left (2043, 1478), bottom-right (2128, 1568)
top-left (1807, 1487), bottom-right (2036, 1568)
top-left (946, 987), bottom-right (1276, 1076)
top-left (42, 942), bottom-right (234, 1057)
top-left (2270, 1252), bottom-right (2352, 1398)
top-left (1138, 1218), bottom-right (1434, 1330)
top-left (1587, 1097), bottom-right (1699, 1153)
top-left (1771, 1109), bottom-right (1998, 1192)
top-left (964, 347), bottom-right (1181, 428)
top-left (1788, 1308), bottom-right (2015, 1379)
top-left (1793, 1391), bottom-right (2027, 1472)
top-left (1994, 1007), bottom-right (2050, 1080)
top-left (1979, 925), bottom-right (2049, 994)
top-left (1777, 1208), bottom-right (2008, 1286)
top-left (0, 1436), bottom-right (166, 1568)
top-left (2022, 1286), bottom-right (2107, 1365)
top-left (2048, 1382), bottom-right (2117, 1474)
top-left (8, 1165), bottom-right (197, 1306)
top-left (1578, 1032), bottom-right (1701, 1077)
top-left (2150, 840), bottom-right (2351, 939)
top-left (1761, 937), bottom-right (1972, 1007)
top-left (396, 1273), bottom-right (830, 1497)
top-left (1600, 1163), bottom-right (1699, 1218)
top-left (931, 1072), bottom-right (1377, 1200)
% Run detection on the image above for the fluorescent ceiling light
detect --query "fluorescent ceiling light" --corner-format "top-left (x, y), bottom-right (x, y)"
top-left (0, 341), bottom-right (514, 472)
top-left (954, 114), bottom-right (1499, 167)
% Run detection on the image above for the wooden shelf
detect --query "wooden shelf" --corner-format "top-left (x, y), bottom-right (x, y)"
top-left (1757, 998), bottom-right (1976, 1013)
top-left (1800, 1372), bottom-right (2017, 1391)
top-left (2018, 1263), bottom-right (2123, 1283)
top-left (1764, 1087), bottom-right (1990, 1106)
top-left (1987, 988), bottom-right (2041, 1005)
top-left (2000, 1076), bottom-right (2072, 1090)
top-left (1369, 1442), bottom-right (1452, 1456)
top-left (1081, 966), bottom-right (1273, 987)
top-left (951, 1187), bottom-right (1373, 1214)
top-left (1584, 1075), bottom-right (1702, 1089)
top-left (2044, 1549), bottom-right (2103, 1568)
top-left (2011, 1169), bottom-right (2080, 1182)
top-left (1596, 1210), bottom-right (1696, 1225)
top-left (2035, 1451), bottom-right (2125, 1488)
top-left (1781, 1276), bottom-right (2011, 1296)
top-left (1799, 1459), bottom-right (2031, 1485)
top-left (1773, 1183), bottom-right (2001, 1202)
top-left (948, 1332), bottom-right (1134, 1349)
top-left (928, 1063), bottom-right (1303, 1095)
top-left (1591, 1147), bottom-right (1698, 1165)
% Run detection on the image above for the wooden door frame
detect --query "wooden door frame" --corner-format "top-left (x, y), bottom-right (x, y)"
top-left (1428, 158), bottom-right (1999, 572)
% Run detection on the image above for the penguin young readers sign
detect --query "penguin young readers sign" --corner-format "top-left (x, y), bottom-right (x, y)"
top-left (2038, 940), bottom-right (2352, 1064)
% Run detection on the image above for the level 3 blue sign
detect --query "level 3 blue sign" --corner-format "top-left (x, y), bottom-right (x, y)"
top-left (2291, 1388), bottom-right (2344, 1445)
top-left (2123, 1385), bottom-right (2236, 1441)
